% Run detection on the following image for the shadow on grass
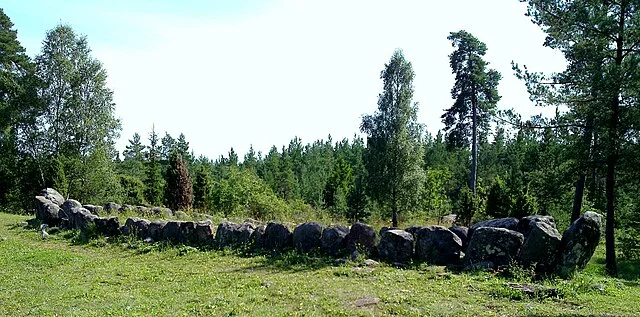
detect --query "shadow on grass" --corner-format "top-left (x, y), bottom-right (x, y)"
top-left (224, 248), bottom-right (339, 273)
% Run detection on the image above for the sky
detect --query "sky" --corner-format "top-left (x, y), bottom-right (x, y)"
top-left (3, 0), bottom-right (566, 159)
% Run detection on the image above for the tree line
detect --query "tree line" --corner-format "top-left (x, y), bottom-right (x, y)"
top-left (1, 1), bottom-right (639, 275)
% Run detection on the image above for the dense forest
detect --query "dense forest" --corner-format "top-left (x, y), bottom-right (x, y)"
top-left (1, 2), bottom-right (640, 276)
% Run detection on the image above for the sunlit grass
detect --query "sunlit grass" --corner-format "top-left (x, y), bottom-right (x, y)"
top-left (1, 212), bottom-right (638, 316)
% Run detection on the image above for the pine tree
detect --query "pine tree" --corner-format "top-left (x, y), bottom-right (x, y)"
top-left (442, 30), bottom-right (501, 195)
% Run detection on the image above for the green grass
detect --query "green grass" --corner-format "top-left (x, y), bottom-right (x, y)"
top-left (1, 213), bottom-right (639, 316)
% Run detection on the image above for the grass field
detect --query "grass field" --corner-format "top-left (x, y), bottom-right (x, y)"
top-left (0, 213), bottom-right (639, 316)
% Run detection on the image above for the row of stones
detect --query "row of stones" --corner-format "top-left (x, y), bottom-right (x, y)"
top-left (35, 188), bottom-right (602, 277)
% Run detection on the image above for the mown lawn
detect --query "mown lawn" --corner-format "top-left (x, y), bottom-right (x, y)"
top-left (0, 213), bottom-right (638, 316)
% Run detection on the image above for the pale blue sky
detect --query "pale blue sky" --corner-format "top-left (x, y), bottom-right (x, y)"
top-left (3, 0), bottom-right (566, 159)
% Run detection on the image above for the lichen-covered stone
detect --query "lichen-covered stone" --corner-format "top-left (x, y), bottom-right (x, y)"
top-left (556, 211), bottom-right (602, 278)
top-left (464, 227), bottom-right (524, 269)
top-left (518, 221), bottom-right (562, 273)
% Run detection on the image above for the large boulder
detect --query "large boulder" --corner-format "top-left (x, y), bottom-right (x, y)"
top-left (464, 227), bottom-right (524, 269)
top-left (250, 225), bottom-right (266, 249)
top-left (516, 215), bottom-right (556, 236)
top-left (293, 222), bottom-right (323, 253)
top-left (119, 204), bottom-right (134, 213)
top-left (38, 188), bottom-right (64, 206)
top-left (320, 225), bottom-right (349, 256)
top-left (162, 221), bottom-right (182, 242)
top-left (469, 217), bottom-right (519, 240)
top-left (61, 199), bottom-right (83, 216)
top-left (35, 196), bottom-right (62, 225)
top-left (94, 216), bottom-right (120, 236)
top-left (83, 205), bottom-right (103, 215)
top-left (59, 199), bottom-right (82, 222)
top-left (215, 221), bottom-right (239, 247)
top-left (69, 207), bottom-right (96, 230)
top-left (449, 226), bottom-right (469, 250)
top-left (346, 223), bottom-right (376, 255)
top-left (378, 229), bottom-right (414, 264)
top-left (179, 221), bottom-right (197, 243)
top-left (556, 211), bottom-right (603, 278)
top-left (148, 221), bottom-right (167, 241)
top-left (194, 221), bottom-right (215, 245)
top-left (103, 202), bottom-right (121, 214)
top-left (518, 221), bottom-right (562, 273)
top-left (263, 222), bottom-right (293, 251)
top-left (215, 221), bottom-right (255, 248)
top-left (414, 226), bottom-right (463, 265)
top-left (124, 217), bottom-right (151, 238)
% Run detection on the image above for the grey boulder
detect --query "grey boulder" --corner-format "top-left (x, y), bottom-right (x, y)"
top-left (518, 220), bottom-right (562, 273)
top-left (346, 223), bottom-right (376, 255)
top-left (293, 222), bottom-right (323, 253)
top-left (449, 226), bottom-right (469, 250)
top-left (469, 217), bottom-right (519, 240)
top-left (464, 227), bottom-right (524, 269)
top-left (38, 188), bottom-right (64, 206)
top-left (124, 217), bottom-right (151, 238)
top-left (378, 229), bottom-right (414, 264)
top-left (94, 216), bottom-right (120, 236)
top-left (414, 226), bottom-right (462, 265)
top-left (556, 211), bottom-right (602, 278)
top-left (263, 222), bottom-right (292, 251)
top-left (35, 196), bottom-right (62, 225)
top-left (320, 225), bottom-right (349, 256)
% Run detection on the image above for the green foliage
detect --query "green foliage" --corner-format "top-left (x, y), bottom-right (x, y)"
top-left (119, 175), bottom-right (146, 205)
top-left (145, 127), bottom-right (164, 206)
top-left (323, 156), bottom-right (352, 212)
top-left (165, 153), bottom-right (193, 211)
top-left (421, 168), bottom-right (452, 219)
top-left (617, 227), bottom-right (640, 260)
top-left (346, 174), bottom-right (369, 222)
top-left (361, 49), bottom-right (424, 226)
top-left (212, 167), bottom-right (291, 220)
top-left (442, 30), bottom-right (500, 149)
top-left (512, 186), bottom-right (539, 218)
top-left (486, 176), bottom-right (510, 218)
top-left (457, 185), bottom-right (484, 225)
top-left (192, 164), bottom-right (213, 211)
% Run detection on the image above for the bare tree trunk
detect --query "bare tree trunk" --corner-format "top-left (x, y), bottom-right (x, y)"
top-left (571, 174), bottom-right (586, 223)
top-left (470, 88), bottom-right (478, 195)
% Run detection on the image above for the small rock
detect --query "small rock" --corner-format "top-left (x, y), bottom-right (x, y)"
top-left (363, 259), bottom-right (379, 267)
top-left (143, 237), bottom-right (154, 243)
top-left (349, 297), bottom-right (380, 308)
top-left (334, 258), bottom-right (349, 265)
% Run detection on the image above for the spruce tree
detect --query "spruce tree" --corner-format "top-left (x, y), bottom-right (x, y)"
top-left (165, 153), bottom-right (193, 211)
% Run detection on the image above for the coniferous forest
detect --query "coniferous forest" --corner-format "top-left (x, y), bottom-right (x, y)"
top-left (2, 1), bottom-right (640, 277)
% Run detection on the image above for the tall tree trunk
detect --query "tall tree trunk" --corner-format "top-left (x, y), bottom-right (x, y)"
top-left (391, 190), bottom-right (398, 227)
top-left (571, 174), bottom-right (586, 223)
top-left (572, 120), bottom-right (594, 223)
top-left (470, 88), bottom-right (478, 195)
top-left (605, 6), bottom-right (626, 277)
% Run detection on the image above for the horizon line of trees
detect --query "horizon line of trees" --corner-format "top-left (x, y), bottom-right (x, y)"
top-left (1, 2), bottom-right (640, 274)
